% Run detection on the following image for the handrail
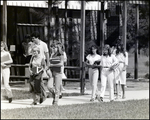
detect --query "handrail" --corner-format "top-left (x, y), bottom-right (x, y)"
top-left (10, 64), bottom-right (81, 70)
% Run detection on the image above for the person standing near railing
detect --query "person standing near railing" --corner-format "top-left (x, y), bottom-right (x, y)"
top-left (1, 41), bottom-right (13, 103)
top-left (85, 45), bottom-right (101, 102)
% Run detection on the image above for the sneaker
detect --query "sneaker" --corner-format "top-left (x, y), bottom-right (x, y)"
top-left (90, 98), bottom-right (95, 102)
top-left (59, 95), bottom-right (62, 99)
top-left (98, 97), bottom-right (103, 102)
top-left (52, 101), bottom-right (58, 106)
top-left (122, 95), bottom-right (126, 99)
top-left (39, 97), bottom-right (43, 104)
top-left (95, 95), bottom-right (98, 100)
top-left (8, 98), bottom-right (12, 103)
top-left (31, 102), bottom-right (37, 105)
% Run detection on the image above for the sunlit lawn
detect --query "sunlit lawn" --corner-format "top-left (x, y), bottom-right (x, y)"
top-left (1, 99), bottom-right (149, 119)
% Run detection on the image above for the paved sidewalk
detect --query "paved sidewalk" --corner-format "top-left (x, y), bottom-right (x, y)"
top-left (1, 89), bottom-right (149, 110)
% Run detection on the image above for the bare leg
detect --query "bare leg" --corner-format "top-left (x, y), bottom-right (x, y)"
top-left (121, 84), bottom-right (125, 99)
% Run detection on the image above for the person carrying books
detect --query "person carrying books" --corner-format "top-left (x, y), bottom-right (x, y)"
top-left (97, 44), bottom-right (119, 102)
top-left (1, 41), bottom-right (13, 103)
top-left (29, 45), bottom-right (47, 105)
top-left (85, 45), bottom-right (101, 102)
top-left (31, 31), bottom-right (53, 97)
top-left (49, 41), bottom-right (65, 105)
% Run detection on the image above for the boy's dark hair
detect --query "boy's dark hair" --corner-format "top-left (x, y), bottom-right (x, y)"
top-left (31, 31), bottom-right (40, 38)
top-left (24, 34), bottom-right (30, 39)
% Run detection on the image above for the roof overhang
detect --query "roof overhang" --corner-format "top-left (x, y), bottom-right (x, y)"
top-left (1, 1), bottom-right (108, 10)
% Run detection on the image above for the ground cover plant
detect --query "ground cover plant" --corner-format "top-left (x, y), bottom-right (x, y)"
top-left (1, 99), bottom-right (149, 119)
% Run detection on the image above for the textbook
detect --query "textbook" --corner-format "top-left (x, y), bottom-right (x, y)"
top-left (1, 54), bottom-right (12, 64)
top-left (31, 67), bottom-right (43, 74)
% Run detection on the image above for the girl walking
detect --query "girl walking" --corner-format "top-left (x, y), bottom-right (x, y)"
top-left (98, 44), bottom-right (118, 102)
top-left (1, 41), bottom-right (13, 103)
top-left (29, 45), bottom-right (47, 105)
top-left (49, 41), bottom-right (64, 105)
top-left (85, 45), bottom-right (101, 102)
top-left (114, 43), bottom-right (128, 99)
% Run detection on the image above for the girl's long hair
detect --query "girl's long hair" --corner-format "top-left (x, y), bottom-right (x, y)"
top-left (103, 44), bottom-right (111, 56)
top-left (1, 41), bottom-right (8, 51)
top-left (51, 41), bottom-right (63, 57)
top-left (116, 43), bottom-right (126, 57)
top-left (90, 45), bottom-right (98, 55)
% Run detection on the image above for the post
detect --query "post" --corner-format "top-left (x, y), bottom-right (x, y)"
top-left (97, 1), bottom-right (100, 47)
top-left (48, 0), bottom-right (52, 49)
top-left (100, 2), bottom-right (104, 55)
top-left (2, 1), bottom-right (7, 44)
top-left (122, 1), bottom-right (127, 51)
top-left (80, 1), bottom-right (85, 95)
top-left (134, 4), bottom-right (139, 80)
top-left (65, 0), bottom-right (68, 55)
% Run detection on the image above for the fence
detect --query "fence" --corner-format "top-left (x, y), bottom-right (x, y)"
top-left (9, 63), bottom-right (86, 94)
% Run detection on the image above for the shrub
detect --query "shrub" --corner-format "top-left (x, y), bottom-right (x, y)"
top-left (127, 73), bottom-right (132, 78)
top-left (144, 73), bottom-right (149, 79)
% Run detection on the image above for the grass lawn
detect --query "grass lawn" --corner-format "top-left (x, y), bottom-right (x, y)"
top-left (1, 99), bottom-right (149, 119)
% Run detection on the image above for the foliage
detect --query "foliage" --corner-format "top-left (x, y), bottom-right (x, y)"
top-left (144, 73), bottom-right (149, 79)
top-left (126, 3), bottom-right (149, 51)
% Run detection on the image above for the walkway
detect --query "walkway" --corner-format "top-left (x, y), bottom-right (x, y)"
top-left (1, 89), bottom-right (149, 110)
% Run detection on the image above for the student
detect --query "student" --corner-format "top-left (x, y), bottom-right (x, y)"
top-left (22, 34), bottom-right (33, 64)
top-left (97, 44), bottom-right (118, 102)
top-left (29, 45), bottom-right (47, 105)
top-left (115, 43), bottom-right (128, 99)
top-left (85, 45), bottom-right (101, 102)
top-left (49, 41), bottom-right (64, 105)
top-left (31, 31), bottom-right (53, 96)
top-left (1, 41), bottom-right (13, 103)
top-left (59, 44), bottom-right (67, 99)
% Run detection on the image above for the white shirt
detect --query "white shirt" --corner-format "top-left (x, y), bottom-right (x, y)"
top-left (86, 54), bottom-right (101, 65)
top-left (32, 40), bottom-right (49, 60)
top-left (100, 54), bottom-right (118, 67)
top-left (116, 52), bottom-right (128, 66)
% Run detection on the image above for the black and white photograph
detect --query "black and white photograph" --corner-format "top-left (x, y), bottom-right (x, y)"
top-left (1, 0), bottom-right (149, 119)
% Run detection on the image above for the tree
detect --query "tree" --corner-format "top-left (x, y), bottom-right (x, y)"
top-left (126, 3), bottom-right (149, 53)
